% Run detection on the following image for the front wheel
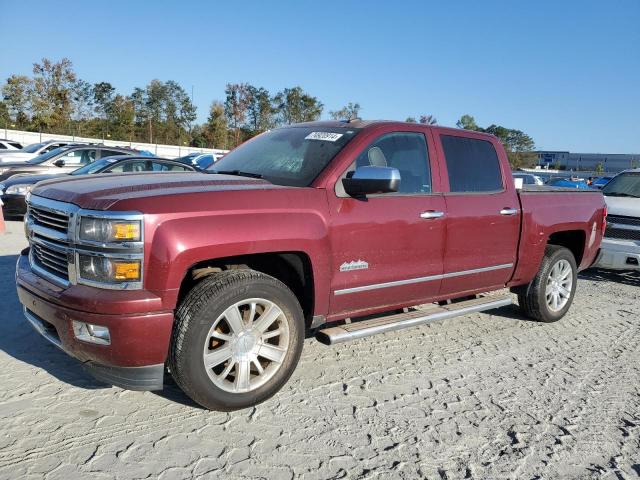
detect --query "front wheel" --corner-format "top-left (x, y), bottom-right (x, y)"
top-left (517, 245), bottom-right (577, 323)
top-left (169, 270), bottom-right (304, 411)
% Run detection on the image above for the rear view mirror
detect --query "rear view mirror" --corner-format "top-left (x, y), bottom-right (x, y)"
top-left (342, 166), bottom-right (400, 197)
top-left (53, 159), bottom-right (65, 167)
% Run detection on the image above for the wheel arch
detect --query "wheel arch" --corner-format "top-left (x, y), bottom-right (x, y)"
top-left (547, 229), bottom-right (586, 266)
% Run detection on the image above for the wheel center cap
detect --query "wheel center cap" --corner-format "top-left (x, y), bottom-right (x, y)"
top-left (233, 331), bottom-right (257, 357)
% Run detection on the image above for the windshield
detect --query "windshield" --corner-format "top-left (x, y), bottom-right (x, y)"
top-left (27, 146), bottom-right (72, 164)
top-left (602, 172), bottom-right (640, 198)
top-left (71, 158), bottom-right (111, 175)
top-left (22, 142), bottom-right (46, 153)
top-left (212, 126), bottom-right (360, 187)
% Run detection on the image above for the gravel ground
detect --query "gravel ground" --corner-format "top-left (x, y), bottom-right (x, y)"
top-left (0, 220), bottom-right (638, 480)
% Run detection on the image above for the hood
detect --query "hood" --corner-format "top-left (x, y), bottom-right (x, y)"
top-left (0, 152), bottom-right (31, 161)
top-left (31, 172), bottom-right (288, 210)
top-left (2, 173), bottom-right (67, 187)
top-left (604, 195), bottom-right (640, 217)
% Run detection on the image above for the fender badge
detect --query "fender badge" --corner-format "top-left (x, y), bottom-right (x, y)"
top-left (340, 260), bottom-right (369, 272)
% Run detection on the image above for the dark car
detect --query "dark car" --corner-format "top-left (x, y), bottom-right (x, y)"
top-left (0, 144), bottom-right (138, 183)
top-left (1, 155), bottom-right (197, 216)
top-left (176, 152), bottom-right (216, 170)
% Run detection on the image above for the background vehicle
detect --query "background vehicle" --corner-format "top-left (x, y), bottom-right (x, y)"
top-left (594, 169), bottom-right (640, 270)
top-left (0, 155), bottom-right (196, 216)
top-left (0, 144), bottom-right (137, 182)
top-left (513, 172), bottom-right (544, 185)
top-left (0, 140), bottom-right (77, 163)
top-left (0, 139), bottom-right (23, 150)
top-left (176, 152), bottom-right (216, 170)
top-left (545, 177), bottom-right (592, 189)
top-left (16, 120), bottom-right (605, 411)
top-left (591, 176), bottom-right (613, 189)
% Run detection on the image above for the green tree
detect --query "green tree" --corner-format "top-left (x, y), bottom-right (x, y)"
top-left (456, 114), bottom-right (480, 131)
top-left (205, 101), bottom-right (229, 149)
top-left (245, 86), bottom-right (274, 134)
top-left (2, 74), bottom-right (33, 128)
top-left (71, 79), bottom-right (94, 135)
top-left (419, 114), bottom-right (437, 125)
top-left (273, 86), bottom-right (323, 125)
top-left (405, 116), bottom-right (417, 123)
top-left (329, 102), bottom-right (360, 121)
top-left (31, 57), bottom-right (77, 132)
top-left (224, 83), bottom-right (251, 146)
top-left (0, 101), bottom-right (10, 127)
top-left (594, 162), bottom-right (604, 174)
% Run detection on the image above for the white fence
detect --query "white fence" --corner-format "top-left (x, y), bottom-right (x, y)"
top-left (1, 128), bottom-right (228, 159)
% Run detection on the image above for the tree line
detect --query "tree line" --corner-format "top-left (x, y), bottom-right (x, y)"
top-left (1, 58), bottom-right (536, 166)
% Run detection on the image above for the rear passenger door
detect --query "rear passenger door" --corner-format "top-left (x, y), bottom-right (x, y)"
top-left (436, 131), bottom-right (520, 297)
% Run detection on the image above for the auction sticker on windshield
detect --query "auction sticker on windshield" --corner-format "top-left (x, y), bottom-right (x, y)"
top-left (305, 132), bottom-right (344, 142)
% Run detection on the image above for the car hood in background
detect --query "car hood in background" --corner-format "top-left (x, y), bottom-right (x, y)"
top-left (2, 173), bottom-right (67, 187)
top-left (604, 195), bottom-right (640, 217)
top-left (31, 172), bottom-right (289, 210)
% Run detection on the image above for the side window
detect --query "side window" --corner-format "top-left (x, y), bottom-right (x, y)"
top-left (441, 135), bottom-right (503, 192)
top-left (152, 162), bottom-right (191, 172)
top-left (57, 150), bottom-right (83, 165)
top-left (350, 132), bottom-right (431, 194)
top-left (100, 149), bottom-right (125, 158)
top-left (0, 144), bottom-right (6, 149)
top-left (107, 161), bottom-right (152, 173)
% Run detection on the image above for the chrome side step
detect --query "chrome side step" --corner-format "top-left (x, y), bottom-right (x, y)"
top-left (316, 294), bottom-right (512, 345)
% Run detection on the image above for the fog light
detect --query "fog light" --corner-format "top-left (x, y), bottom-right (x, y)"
top-left (72, 320), bottom-right (111, 345)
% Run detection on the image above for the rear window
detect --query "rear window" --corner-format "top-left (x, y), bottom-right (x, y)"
top-left (9, 142), bottom-right (22, 149)
top-left (441, 135), bottom-right (503, 192)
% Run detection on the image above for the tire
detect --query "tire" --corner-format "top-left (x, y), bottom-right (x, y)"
top-left (169, 270), bottom-right (305, 411)
top-left (517, 245), bottom-right (578, 323)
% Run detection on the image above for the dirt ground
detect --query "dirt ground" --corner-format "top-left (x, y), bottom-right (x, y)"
top-left (0, 220), bottom-right (638, 479)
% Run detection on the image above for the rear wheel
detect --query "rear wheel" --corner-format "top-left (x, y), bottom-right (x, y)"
top-left (517, 245), bottom-right (577, 322)
top-left (169, 270), bottom-right (304, 411)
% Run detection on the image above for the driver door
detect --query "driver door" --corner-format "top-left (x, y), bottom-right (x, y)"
top-left (326, 130), bottom-right (446, 319)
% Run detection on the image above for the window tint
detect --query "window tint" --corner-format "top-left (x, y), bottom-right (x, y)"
top-left (0, 144), bottom-right (6, 149)
top-left (100, 149), bottom-right (125, 158)
top-left (107, 161), bottom-right (152, 173)
top-left (9, 142), bottom-right (22, 149)
top-left (151, 162), bottom-right (191, 172)
top-left (353, 132), bottom-right (431, 194)
top-left (441, 135), bottom-right (503, 192)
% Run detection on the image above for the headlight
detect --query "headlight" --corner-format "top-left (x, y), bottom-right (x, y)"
top-left (79, 217), bottom-right (142, 243)
top-left (5, 184), bottom-right (32, 195)
top-left (78, 254), bottom-right (142, 284)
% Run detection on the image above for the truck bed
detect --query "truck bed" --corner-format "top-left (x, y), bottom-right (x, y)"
top-left (520, 185), bottom-right (603, 194)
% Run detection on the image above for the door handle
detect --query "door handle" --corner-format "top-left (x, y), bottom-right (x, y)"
top-left (420, 211), bottom-right (444, 219)
top-left (500, 208), bottom-right (518, 215)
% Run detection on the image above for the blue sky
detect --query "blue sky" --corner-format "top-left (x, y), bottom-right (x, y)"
top-left (1, 0), bottom-right (638, 153)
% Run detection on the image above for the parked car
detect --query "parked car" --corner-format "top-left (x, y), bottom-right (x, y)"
top-left (545, 177), bottom-right (592, 189)
top-left (176, 152), bottom-right (216, 170)
top-left (0, 144), bottom-right (138, 183)
top-left (513, 172), bottom-right (544, 186)
top-left (591, 176), bottom-right (613, 189)
top-left (17, 120), bottom-right (605, 411)
top-left (593, 169), bottom-right (640, 270)
top-left (0, 139), bottom-right (23, 151)
top-left (1, 155), bottom-right (196, 217)
top-left (0, 140), bottom-right (80, 163)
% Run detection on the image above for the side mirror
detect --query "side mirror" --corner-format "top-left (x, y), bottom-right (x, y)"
top-left (53, 159), bottom-right (65, 167)
top-left (342, 166), bottom-right (400, 197)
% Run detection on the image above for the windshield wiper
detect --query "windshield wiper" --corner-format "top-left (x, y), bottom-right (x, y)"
top-left (213, 170), bottom-right (263, 179)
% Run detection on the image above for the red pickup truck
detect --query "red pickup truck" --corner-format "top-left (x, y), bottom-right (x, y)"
top-left (16, 121), bottom-right (606, 410)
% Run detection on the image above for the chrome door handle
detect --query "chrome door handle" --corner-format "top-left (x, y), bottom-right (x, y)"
top-left (420, 211), bottom-right (444, 219)
top-left (500, 208), bottom-right (518, 215)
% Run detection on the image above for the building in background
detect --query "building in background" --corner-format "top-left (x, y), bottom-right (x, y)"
top-left (537, 151), bottom-right (640, 172)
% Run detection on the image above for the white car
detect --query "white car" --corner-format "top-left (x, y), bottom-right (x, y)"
top-left (594, 169), bottom-right (640, 270)
top-left (0, 139), bottom-right (23, 151)
top-left (0, 140), bottom-right (74, 163)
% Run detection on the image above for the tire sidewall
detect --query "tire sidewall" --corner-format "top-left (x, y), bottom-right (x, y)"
top-left (537, 247), bottom-right (578, 322)
top-left (175, 274), bottom-right (304, 410)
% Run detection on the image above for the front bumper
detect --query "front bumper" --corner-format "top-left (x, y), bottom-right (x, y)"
top-left (593, 237), bottom-right (640, 270)
top-left (16, 253), bottom-right (174, 391)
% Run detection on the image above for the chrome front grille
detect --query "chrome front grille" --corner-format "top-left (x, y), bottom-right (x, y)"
top-left (605, 214), bottom-right (640, 242)
top-left (29, 204), bottom-right (70, 234)
top-left (31, 238), bottom-right (70, 280)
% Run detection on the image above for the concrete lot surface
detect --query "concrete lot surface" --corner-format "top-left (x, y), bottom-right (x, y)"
top-left (0, 220), bottom-right (638, 479)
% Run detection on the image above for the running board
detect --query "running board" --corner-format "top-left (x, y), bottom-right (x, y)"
top-left (316, 294), bottom-right (512, 345)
